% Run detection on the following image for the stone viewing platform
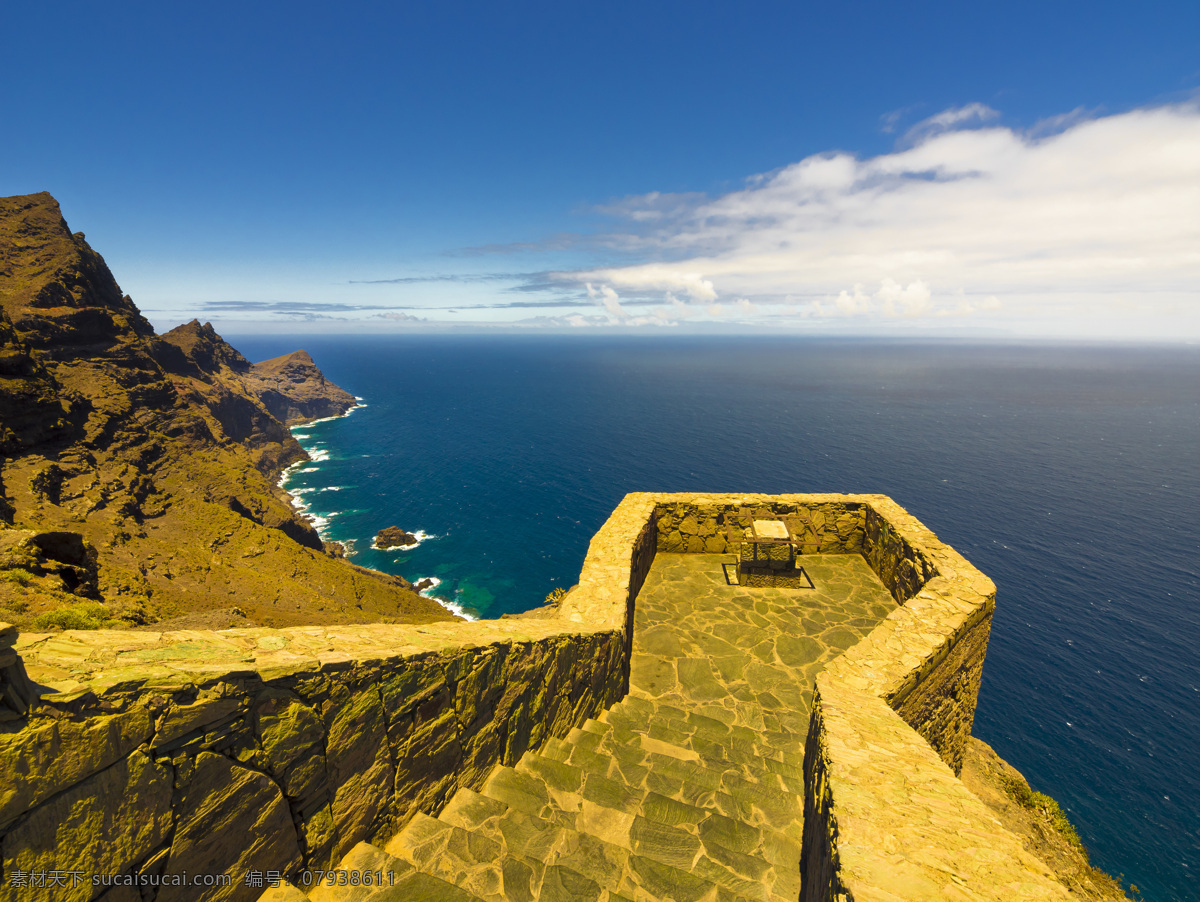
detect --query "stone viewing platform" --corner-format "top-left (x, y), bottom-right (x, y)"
top-left (629, 552), bottom-right (896, 738)
top-left (354, 553), bottom-right (899, 900)
top-left (0, 494), bottom-right (1076, 901)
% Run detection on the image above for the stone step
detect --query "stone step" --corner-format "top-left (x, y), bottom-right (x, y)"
top-left (443, 787), bottom-right (769, 902)
top-left (563, 721), bottom-right (805, 805)
top-left (548, 736), bottom-right (805, 840)
top-left (502, 754), bottom-right (799, 902)
top-left (544, 738), bottom-right (806, 844)
top-left (614, 696), bottom-right (801, 758)
top-left (584, 715), bottom-right (806, 792)
top-left (617, 694), bottom-right (800, 747)
top-left (481, 765), bottom-right (776, 902)
top-left (535, 741), bottom-right (802, 865)
top-left (517, 750), bottom-right (803, 881)
top-left (308, 842), bottom-right (413, 902)
top-left (618, 694), bottom-right (803, 744)
top-left (440, 788), bottom-right (628, 888)
top-left (601, 699), bottom-right (802, 766)
top-left (386, 810), bottom-right (619, 902)
top-left (633, 721), bottom-right (806, 788)
top-left (542, 736), bottom-right (743, 825)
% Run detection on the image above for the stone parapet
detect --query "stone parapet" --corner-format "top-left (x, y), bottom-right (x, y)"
top-left (2, 624), bottom-right (626, 900)
top-left (0, 494), bottom-right (1074, 901)
top-left (0, 494), bottom-right (656, 901)
top-left (611, 492), bottom-right (1072, 900)
top-left (652, 493), bottom-right (869, 556)
top-left (802, 679), bottom-right (1069, 901)
top-left (793, 495), bottom-right (1071, 901)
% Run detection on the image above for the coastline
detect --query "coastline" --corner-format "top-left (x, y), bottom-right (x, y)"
top-left (277, 398), bottom-right (478, 621)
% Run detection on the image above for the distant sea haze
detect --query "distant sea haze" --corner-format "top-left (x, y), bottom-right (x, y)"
top-left (231, 333), bottom-right (1200, 902)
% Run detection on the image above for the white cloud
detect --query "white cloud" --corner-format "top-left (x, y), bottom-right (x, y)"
top-left (880, 104), bottom-right (921, 134)
top-left (876, 278), bottom-right (932, 317)
top-left (659, 292), bottom-right (696, 320)
top-left (370, 311), bottom-right (426, 322)
top-left (586, 281), bottom-right (628, 319)
top-left (578, 266), bottom-right (718, 302)
top-left (568, 101), bottom-right (1200, 338)
top-left (835, 284), bottom-right (872, 315)
top-left (902, 102), bottom-right (1000, 145)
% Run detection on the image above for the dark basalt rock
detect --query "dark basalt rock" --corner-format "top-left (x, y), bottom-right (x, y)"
top-left (375, 526), bottom-right (419, 550)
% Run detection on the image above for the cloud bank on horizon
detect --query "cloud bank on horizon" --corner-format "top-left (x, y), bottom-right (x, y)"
top-left (545, 100), bottom-right (1198, 338)
top-left (189, 100), bottom-right (1200, 340)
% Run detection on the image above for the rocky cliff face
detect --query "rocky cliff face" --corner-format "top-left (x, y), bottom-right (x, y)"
top-left (0, 192), bottom-right (454, 630)
top-left (244, 349), bottom-right (358, 426)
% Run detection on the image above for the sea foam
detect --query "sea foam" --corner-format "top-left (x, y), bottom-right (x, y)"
top-left (415, 576), bottom-right (477, 622)
top-left (277, 401), bottom-right (363, 536)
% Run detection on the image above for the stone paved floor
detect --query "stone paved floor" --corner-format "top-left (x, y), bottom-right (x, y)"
top-left (349, 553), bottom-right (902, 902)
top-left (629, 553), bottom-right (899, 739)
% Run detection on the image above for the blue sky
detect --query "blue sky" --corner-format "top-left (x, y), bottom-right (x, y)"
top-left (4, 1), bottom-right (1198, 338)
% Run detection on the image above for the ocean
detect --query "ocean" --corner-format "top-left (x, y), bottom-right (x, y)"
top-left (231, 334), bottom-right (1199, 901)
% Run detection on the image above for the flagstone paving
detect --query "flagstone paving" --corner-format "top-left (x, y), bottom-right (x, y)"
top-left (297, 553), bottom-right (897, 901)
top-left (630, 554), bottom-right (898, 738)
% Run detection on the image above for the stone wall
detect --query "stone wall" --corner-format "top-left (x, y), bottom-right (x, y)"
top-left (862, 503), bottom-right (937, 603)
top-left (1, 626), bottom-right (626, 901)
top-left (793, 495), bottom-right (1071, 901)
top-left (653, 494), bottom-right (868, 555)
top-left (1, 492), bottom-right (1076, 902)
top-left (0, 494), bottom-right (657, 902)
top-left (607, 492), bottom-right (1072, 901)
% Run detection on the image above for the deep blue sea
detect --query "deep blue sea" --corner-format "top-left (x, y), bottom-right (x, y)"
top-left (231, 334), bottom-right (1199, 901)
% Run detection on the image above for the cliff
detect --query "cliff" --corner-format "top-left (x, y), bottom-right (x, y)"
top-left (244, 349), bottom-right (358, 426)
top-left (0, 192), bottom-right (455, 630)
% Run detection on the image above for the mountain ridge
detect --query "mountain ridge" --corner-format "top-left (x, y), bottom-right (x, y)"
top-left (0, 191), bottom-right (455, 631)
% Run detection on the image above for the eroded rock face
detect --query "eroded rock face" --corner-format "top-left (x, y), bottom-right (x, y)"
top-left (0, 308), bottom-right (74, 453)
top-left (156, 319), bottom-right (297, 470)
top-left (0, 529), bottom-right (101, 607)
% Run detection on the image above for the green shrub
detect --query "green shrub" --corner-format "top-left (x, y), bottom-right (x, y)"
top-left (544, 587), bottom-right (567, 606)
top-left (1000, 774), bottom-right (1087, 859)
top-left (0, 568), bottom-right (35, 587)
top-left (31, 602), bottom-right (116, 631)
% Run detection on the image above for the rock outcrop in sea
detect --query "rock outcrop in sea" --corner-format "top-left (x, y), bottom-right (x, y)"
top-left (0, 191), bottom-right (455, 630)
top-left (375, 526), bottom-right (419, 549)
